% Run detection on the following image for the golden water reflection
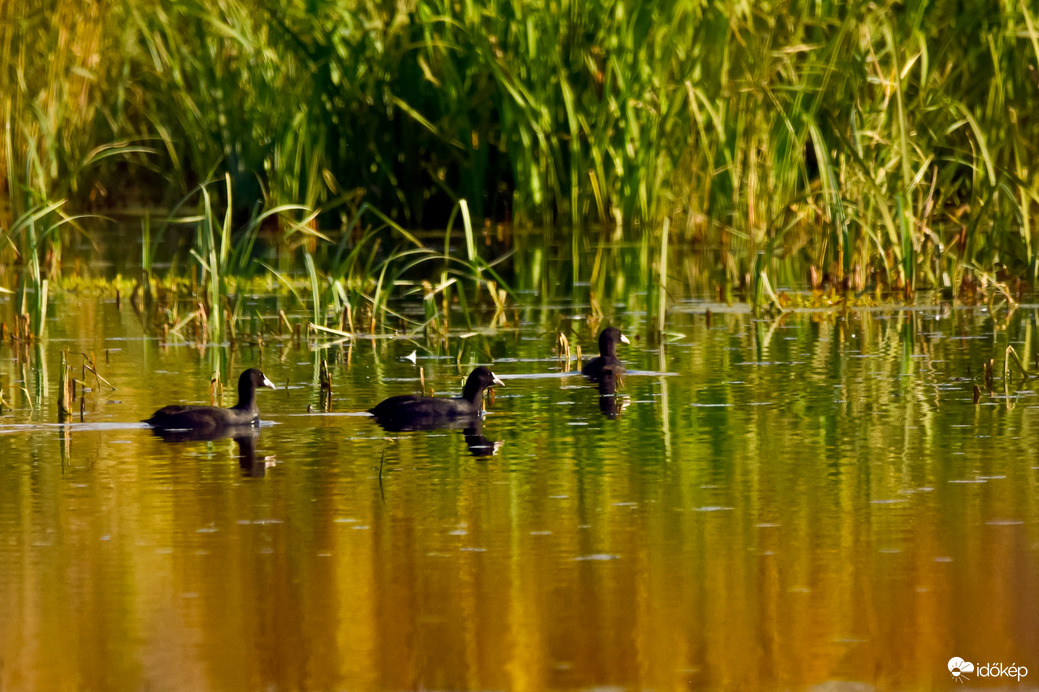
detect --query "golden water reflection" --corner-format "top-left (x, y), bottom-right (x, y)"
top-left (1, 301), bottom-right (1038, 690)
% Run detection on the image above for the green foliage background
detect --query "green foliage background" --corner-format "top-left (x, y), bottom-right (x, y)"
top-left (2, 0), bottom-right (1039, 291)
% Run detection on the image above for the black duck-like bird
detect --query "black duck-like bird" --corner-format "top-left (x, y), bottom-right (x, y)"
top-left (369, 366), bottom-right (504, 428)
top-left (582, 326), bottom-right (630, 381)
top-left (144, 368), bottom-right (276, 431)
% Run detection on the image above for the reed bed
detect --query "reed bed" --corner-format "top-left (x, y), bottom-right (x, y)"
top-left (0, 0), bottom-right (1037, 322)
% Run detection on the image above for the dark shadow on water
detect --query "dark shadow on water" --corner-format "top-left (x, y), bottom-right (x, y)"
top-left (371, 415), bottom-right (503, 457)
top-left (148, 425), bottom-right (272, 477)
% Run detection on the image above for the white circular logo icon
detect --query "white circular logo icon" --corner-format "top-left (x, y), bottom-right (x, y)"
top-left (949, 657), bottom-right (975, 683)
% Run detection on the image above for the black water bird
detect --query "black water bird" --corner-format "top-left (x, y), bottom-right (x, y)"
top-left (582, 326), bottom-right (630, 381)
top-left (144, 368), bottom-right (276, 431)
top-left (371, 400), bottom-right (503, 457)
top-left (369, 366), bottom-right (504, 427)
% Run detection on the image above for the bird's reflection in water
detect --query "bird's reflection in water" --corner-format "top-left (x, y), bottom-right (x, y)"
top-left (462, 423), bottom-right (505, 457)
top-left (232, 433), bottom-right (270, 477)
top-left (372, 416), bottom-right (503, 457)
top-left (597, 363), bottom-right (628, 419)
top-left (149, 426), bottom-right (276, 477)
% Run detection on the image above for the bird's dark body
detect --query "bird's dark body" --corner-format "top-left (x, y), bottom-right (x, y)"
top-left (582, 327), bottom-right (630, 381)
top-left (369, 366), bottom-right (504, 430)
top-left (144, 368), bottom-right (276, 431)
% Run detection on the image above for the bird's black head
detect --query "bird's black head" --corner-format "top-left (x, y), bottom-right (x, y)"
top-left (240, 368), bottom-right (276, 391)
top-left (462, 366), bottom-right (505, 404)
top-left (598, 326), bottom-right (630, 356)
top-left (236, 368), bottom-right (276, 408)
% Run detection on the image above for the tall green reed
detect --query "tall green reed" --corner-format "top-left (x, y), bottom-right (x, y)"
top-left (3, 0), bottom-right (1039, 303)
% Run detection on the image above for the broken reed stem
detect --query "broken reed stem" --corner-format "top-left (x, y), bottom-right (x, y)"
top-left (1004, 345), bottom-right (1030, 383)
top-left (319, 358), bottom-right (332, 391)
top-left (558, 332), bottom-right (571, 370)
top-left (57, 350), bottom-right (73, 419)
top-left (319, 358), bottom-right (333, 411)
top-left (342, 302), bottom-right (354, 333)
top-left (79, 363), bottom-right (115, 391)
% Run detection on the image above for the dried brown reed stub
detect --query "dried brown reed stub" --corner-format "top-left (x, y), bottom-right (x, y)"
top-left (558, 332), bottom-right (571, 371)
top-left (319, 359), bottom-right (333, 411)
top-left (57, 351), bottom-right (73, 420)
top-left (490, 284), bottom-right (508, 328)
top-left (984, 359), bottom-right (994, 394)
top-left (320, 359), bottom-right (332, 391)
top-left (1004, 345), bottom-right (1030, 383)
top-left (973, 384), bottom-right (981, 404)
top-left (341, 303), bottom-right (354, 333)
top-left (80, 352), bottom-right (115, 392)
top-left (852, 265), bottom-right (865, 292)
top-left (196, 304), bottom-right (209, 345)
top-left (809, 266), bottom-right (820, 290)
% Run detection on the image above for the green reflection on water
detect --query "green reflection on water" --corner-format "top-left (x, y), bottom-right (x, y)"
top-left (0, 294), bottom-right (1038, 690)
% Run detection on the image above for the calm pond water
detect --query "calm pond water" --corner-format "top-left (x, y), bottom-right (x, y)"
top-left (1, 290), bottom-right (1038, 690)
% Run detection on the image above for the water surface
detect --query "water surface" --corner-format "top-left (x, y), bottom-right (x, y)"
top-left (1, 295), bottom-right (1037, 690)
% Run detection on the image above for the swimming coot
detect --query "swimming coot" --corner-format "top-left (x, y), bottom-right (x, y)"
top-left (369, 366), bottom-right (504, 428)
top-left (581, 326), bottom-right (630, 381)
top-left (144, 368), bottom-right (276, 430)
